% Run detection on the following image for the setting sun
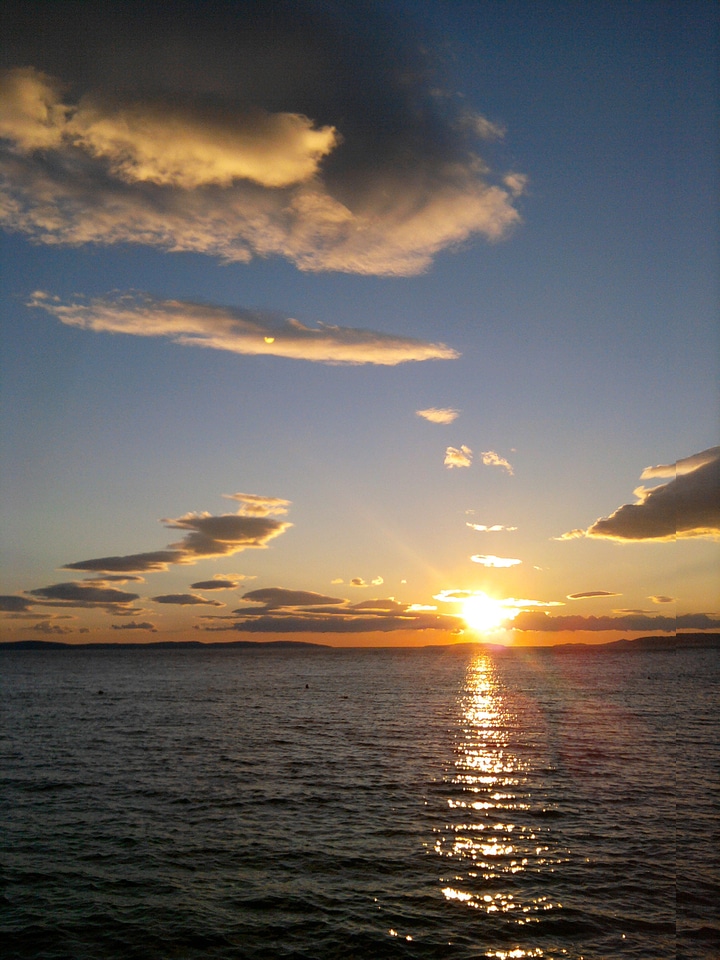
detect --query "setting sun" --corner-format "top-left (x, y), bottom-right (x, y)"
top-left (461, 593), bottom-right (509, 633)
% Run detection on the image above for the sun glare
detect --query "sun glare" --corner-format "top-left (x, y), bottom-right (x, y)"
top-left (461, 593), bottom-right (508, 633)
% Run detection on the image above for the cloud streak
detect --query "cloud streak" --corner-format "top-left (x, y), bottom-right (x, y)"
top-left (29, 292), bottom-right (459, 366)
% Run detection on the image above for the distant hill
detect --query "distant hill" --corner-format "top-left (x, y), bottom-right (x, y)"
top-left (1, 634), bottom-right (718, 652)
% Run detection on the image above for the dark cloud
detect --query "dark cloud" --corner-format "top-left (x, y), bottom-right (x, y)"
top-left (512, 611), bottom-right (720, 633)
top-left (111, 620), bottom-right (158, 632)
top-left (0, 595), bottom-right (35, 612)
top-left (566, 591), bottom-right (621, 600)
top-left (240, 587), bottom-right (345, 609)
top-left (29, 581), bottom-right (139, 606)
top-left (0, 2), bottom-right (523, 276)
top-left (164, 512), bottom-right (291, 557)
top-left (151, 594), bottom-right (223, 606)
top-left (202, 611), bottom-right (462, 634)
top-left (565, 446), bottom-right (720, 542)
top-left (29, 293), bottom-right (457, 365)
top-left (190, 579), bottom-right (242, 591)
top-left (63, 495), bottom-right (292, 574)
top-left (64, 550), bottom-right (181, 574)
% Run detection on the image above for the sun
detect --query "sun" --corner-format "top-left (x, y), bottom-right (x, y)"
top-left (461, 593), bottom-right (508, 633)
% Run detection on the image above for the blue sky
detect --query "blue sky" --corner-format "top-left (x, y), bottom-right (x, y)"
top-left (1, 0), bottom-right (718, 644)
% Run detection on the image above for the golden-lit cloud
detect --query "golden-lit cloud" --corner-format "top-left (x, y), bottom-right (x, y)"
top-left (480, 450), bottom-right (514, 475)
top-left (222, 493), bottom-right (291, 515)
top-left (466, 522), bottom-right (517, 532)
top-left (566, 591), bottom-right (621, 600)
top-left (470, 555), bottom-right (521, 568)
top-left (445, 445), bottom-right (472, 468)
top-left (416, 407), bottom-right (460, 424)
top-left (29, 292), bottom-right (459, 366)
top-left (564, 446), bottom-right (720, 541)
top-left (650, 595), bottom-right (675, 604)
top-left (0, 48), bottom-right (524, 276)
top-left (0, 68), bottom-right (338, 189)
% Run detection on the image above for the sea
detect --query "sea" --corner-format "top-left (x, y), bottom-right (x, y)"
top-left (1, 642), bottom-right (718, 960)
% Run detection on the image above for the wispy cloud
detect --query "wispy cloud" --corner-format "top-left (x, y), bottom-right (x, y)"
top-left (471, 555), bottom-right (522, 568)
top-left (650, 595), bottom-right (675, 604)
top-left (416, 407), bottom-right (460, 424)
top-left (466, 522), bottom-right (517, 532)
top-left (445, 445), bottom-right (472, 468)
top-left (111, 621), bottom-right (158, 632)
top-left (566, 591), bottom-right (621, 600)
top-left (562, 446), bottom-right (720, 542)
top-left (29, 292), bottom-right (459, 366)
top-left (479, 450), bottom-right (514, 475)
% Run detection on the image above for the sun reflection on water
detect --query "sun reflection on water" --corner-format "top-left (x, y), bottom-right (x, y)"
top-left (434, 654), bottom-right (564, 957)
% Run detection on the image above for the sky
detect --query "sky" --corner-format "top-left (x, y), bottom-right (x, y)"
top-left (1, 0), bottom-right (718, 647)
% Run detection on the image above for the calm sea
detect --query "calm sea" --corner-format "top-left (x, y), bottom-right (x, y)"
top-left (1, 644), bottom-right (717, 959)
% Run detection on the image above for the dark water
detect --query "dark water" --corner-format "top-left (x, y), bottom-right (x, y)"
top-left (1, 644), bottom-right (717, 959)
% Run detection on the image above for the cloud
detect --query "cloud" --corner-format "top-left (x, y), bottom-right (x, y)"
top-left (28, 580), bottom-right (140, 612)
top-left (24, 621), bottom-right (74, 636)
top-left (29, 292), bottom-right (458, 366)
top-left (197, 583), bottom-right (466, 634)
top-left (650, 595), bottom-right (675, 604)
top-left (240, 587), bottom-right (344, 608)
top-left (189, 576), bottom-right (251, 590)
top-left (63, 493), bottom-right (292, 574)
top-left (416, 407), bottom-right (460, 424)
top-left (0, 595), bottom-right (35, 612)
top-left (466, 523), bottom-right (517, 532)
top-left (566, 591), bottom-right (621, 600)
top-left (471, 555), bottom-right (522, 568)
top-left (63, 551), bottom-right (181, 574)
top-left (222, 493), bottom-right (290, 515)
top-left (151, 593), bottom-right (223, 606)
top-left (348, 576), bottom-right (384, 588)
top-left (0, 5), bottom-right (524, 278)
top-left (111, 621), bottom-right (158, 632)
top-left (480, 450), bottom-right (514, 475)
top-left (445, 445), bottom-right (472, 468)
top-left (565, 446), bottom-right (720, 542)
top-left (511, 611), bottom-right (720, 633)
